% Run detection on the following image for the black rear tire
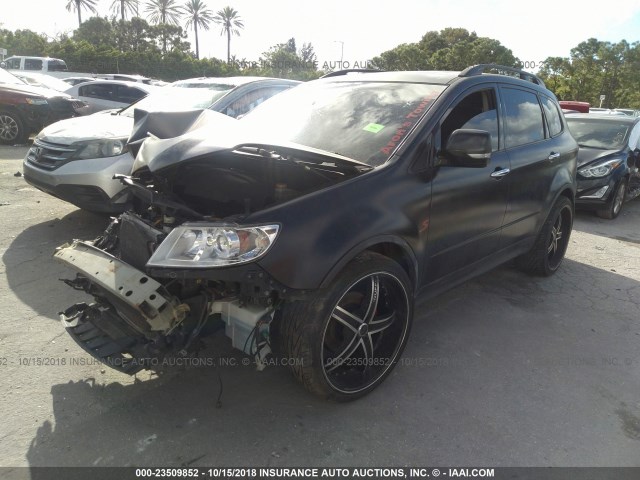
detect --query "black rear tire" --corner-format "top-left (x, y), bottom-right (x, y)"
top-left (276, 252), bottom-right (413, 401)
top-left (0, 110), bottom-right (27, 145)
top-left (596, 179), bottom-right (626, 220)
top-left (516, 196), bottom-right (573, 276)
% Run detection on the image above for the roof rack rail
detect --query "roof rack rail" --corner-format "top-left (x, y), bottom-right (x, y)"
top-left (459, 64), bottom-right (545, 88)
top-left (320, 69), bottom-right (382, 79)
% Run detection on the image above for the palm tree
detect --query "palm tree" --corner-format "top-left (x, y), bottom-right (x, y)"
top-left (110, 0), bottom-right (139, 21)
top-left (213, 6), bottom-right (244, 63)
top-left (183, 0), bottom-right (214, 59)
top-left (144, 0), bottom-right (182, 25)
top-left (66, 0), bottom-right (99, 28)
top-left (145, 0), bottom-right (183, 53)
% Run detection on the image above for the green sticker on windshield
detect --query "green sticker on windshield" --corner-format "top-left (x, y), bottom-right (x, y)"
top-left (363, 123), bottom-right (385, 133)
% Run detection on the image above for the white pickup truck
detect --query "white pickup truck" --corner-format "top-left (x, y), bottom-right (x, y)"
top-left (1, 56), bottom-right (153, 84)
top-left (2, 56), bottom-right (70, 75)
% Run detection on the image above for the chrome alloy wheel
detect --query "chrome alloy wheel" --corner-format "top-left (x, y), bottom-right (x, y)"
top-left (0, 114), bottom-right (19, 142)
top-left (321, 272), bottom-right (410, 394)
top-left (547, 204), bottom-right (572, 270)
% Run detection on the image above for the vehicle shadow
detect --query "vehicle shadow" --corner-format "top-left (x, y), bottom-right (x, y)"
top-left (2, 209), bottom-right (108, 320)
top-left (24, 334), bottom-right (347, 469)
top-left (22, 258), bottom-right (640, 468)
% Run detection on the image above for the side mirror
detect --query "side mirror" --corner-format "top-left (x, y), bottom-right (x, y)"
top-left (630, 149), bottom-right (640, 168)
top-left (0, 62), bottom-right (6, 69)
top-left (439, 129), bottom-right (492, 167)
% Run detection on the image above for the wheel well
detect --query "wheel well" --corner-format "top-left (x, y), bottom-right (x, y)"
top-left (559, 187), bottom-right (574, 207)
top-left (0, 106), bottom-right (23, 118)
top-left (364, 243), bottom-right (417, 289)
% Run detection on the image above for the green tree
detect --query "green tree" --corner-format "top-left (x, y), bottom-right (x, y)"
top-left (110, 0), bottom-right (140, 22)
top-left (299, 42), bottom-right (317, 65)
top-left (537, 56), bottom-right (573, 100)
top-left (114, 17), bottom-right (156, 52)
top-left (144, 0), bottom-right (182, 25)
top-left (259, 38), bottom-right (320, 80)
top-left (0, 29), bottom-right (47, 56)
top-left (74, 17), bottom-right (117, 49)
top-left (183, 0), bottom-right (214, 59)
top-left (213, 6), bottom-right (244, 63)
top-left (145, 0), bottom-right (183, 53)
top-left (66, 0), bottom-right (99, 28)
top-left (369, 43), bottom-right (430, 71)
top-left (370, 27), bottom-right (519, 71)
top-left (538, 39), bottom-right (640, 108)
top-left (150, 23), bottom-right (190, 54)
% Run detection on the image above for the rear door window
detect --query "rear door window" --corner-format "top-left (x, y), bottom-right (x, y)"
top-left (24, 58), bottom-right (43, 71)
top-left (501, 87), bottom-right (545, 148)
top-left (79, 83), bottom-right (116, 100)
top-left (541, 95), bottom-right (563, 137)
top-left (114, 86), bottom-right (147, 104)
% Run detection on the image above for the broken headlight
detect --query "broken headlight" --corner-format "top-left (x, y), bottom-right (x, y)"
top-left (146, 224), bottom-right (280, 268)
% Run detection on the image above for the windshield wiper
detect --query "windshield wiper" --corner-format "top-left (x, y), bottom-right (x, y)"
top-left (234, 144), bottom-right (373, 174)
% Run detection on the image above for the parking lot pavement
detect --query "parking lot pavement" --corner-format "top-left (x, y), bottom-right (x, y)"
top-left (1, 144), bottom-right (639, 468)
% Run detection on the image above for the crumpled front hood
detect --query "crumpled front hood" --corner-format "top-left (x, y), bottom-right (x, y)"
top-left (39, 112), bottom-right (133, 144)
top-left (131, 109), bottom-right (242, 173)
top-left (577, 147), bottom-right (625, 167)
top-left (130, 109), bottom-right (369, 174)
top-left (126, 109), bottom-right (372, 220)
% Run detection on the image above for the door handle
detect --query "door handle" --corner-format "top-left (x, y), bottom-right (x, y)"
top-left (548, 152), bottom-right (561, 161)
top-left (490, 168), bottom-right (510, 178)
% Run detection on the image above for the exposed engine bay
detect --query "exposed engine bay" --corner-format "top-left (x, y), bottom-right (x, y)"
top-left (55, 109), bottom-right (370, 375)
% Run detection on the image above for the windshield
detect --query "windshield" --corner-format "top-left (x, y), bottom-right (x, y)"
top-left (0, 68), bottom-right (26, 85)
top-left (567, 118), bottom-right (631, 150)
top-left (14, 73), bottom-right (70, 92)
top-left (241, 81), bottom-right (446, 166)
top-left (120, 84), bottom-right (234, 118)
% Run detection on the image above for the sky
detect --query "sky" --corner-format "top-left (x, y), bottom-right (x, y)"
top-left (2, 0), bottom-right (640, 72)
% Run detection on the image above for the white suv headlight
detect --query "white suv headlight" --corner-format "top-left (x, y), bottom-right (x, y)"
top-left (578, 159), bottom-right (621, 178)
top-left (146, 224), bottom-right (280, 268)
top-left (71, 138), bottom-right (127, 159)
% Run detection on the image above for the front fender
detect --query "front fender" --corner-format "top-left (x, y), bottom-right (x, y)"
top-left (318, 235), bottom-right (419, 292)
top-left (250, 163), bottom-right (426, 291)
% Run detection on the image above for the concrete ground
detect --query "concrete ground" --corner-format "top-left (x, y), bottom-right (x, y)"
top-left (1, 144), bottom-right (639, 468)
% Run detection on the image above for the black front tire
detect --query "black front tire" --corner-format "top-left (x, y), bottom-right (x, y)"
top-left (596, 179), bottom-right (626, 220)
top-left (516, 196), bottom-right (573, 276)
top-left (0, 110), bottom-right (27, 145)
top-left (276, 252), bottom-right (413, 401)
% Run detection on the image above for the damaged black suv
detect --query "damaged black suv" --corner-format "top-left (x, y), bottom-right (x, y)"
top-left (56, 65), bottom-right (578, 401)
